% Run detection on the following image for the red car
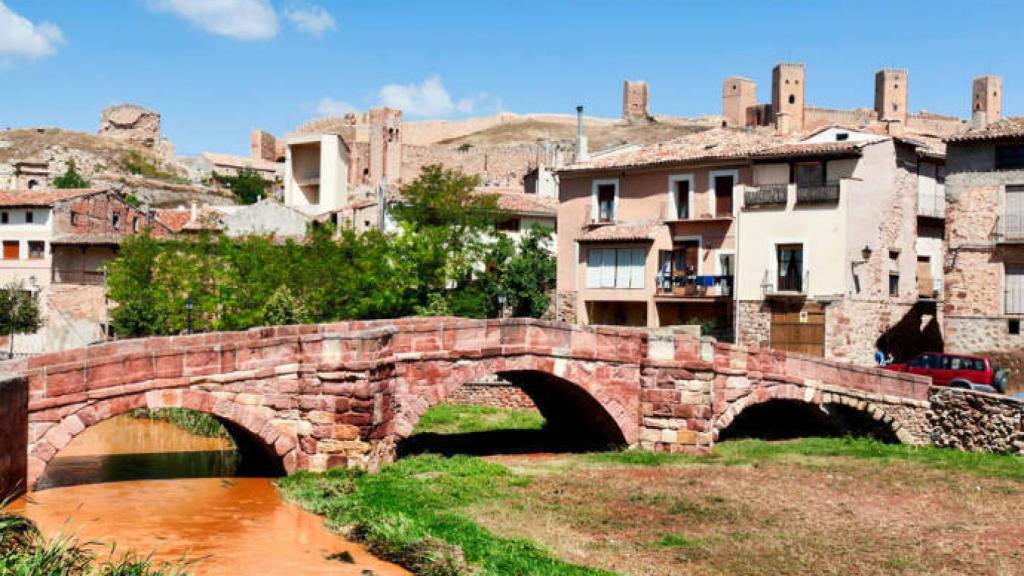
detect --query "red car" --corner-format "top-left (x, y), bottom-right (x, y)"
top-left (885, 352), bottom-right (1008, 393)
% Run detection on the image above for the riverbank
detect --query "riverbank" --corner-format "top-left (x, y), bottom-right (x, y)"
top-left (279, 403), bottom-right (1024, 576)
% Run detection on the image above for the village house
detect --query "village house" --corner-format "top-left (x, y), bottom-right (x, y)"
top-left (193, 152), bottom-right (282, 183)
top-left (943, 116), bottom-right (1024, 390)
top-left (0, 188), bottom-right (171, 353)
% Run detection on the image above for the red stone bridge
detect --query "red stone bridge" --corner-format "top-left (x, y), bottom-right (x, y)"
top-left (0, 317), bottom-right (960, 494)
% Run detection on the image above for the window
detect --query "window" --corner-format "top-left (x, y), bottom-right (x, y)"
top-left (497, 217), bottom-right (521, 232)
top-left (909, 354), bottom-right (936, 369)
top-left (776, 244), bottom-right (803, 292)
top-left (586, 247), bottom-right (645, 289)
top-left (24, 211), bottom-right (32, 224)
top-left (996, 145), bottom-right (1024, 170)
top-left (2, 241), bottom-right (18, 260)
top-left (1005, 264), bottom-right (1024, 314)
top-left (675, 179), bottom-right (690, 219)
top-left (27, 241), bottom-right (44, 259)
top-left (788, 94), bottom-right (795, 104)
top-left (888, 250), bottom-right (900, 262)
top-left (889, 273), bottom-right (900, 297)
top-left (132, 217), bottom-right (140, 232)
top-left (70, 212), bottom-right (78, 226)
top-left (112, 212), bottom-right (121, 229)
top-left (835, 133), bottom-right (849, 141)
top-left (0, 212), bottom-right (7, 224)
top-left (1010, 319), bottom-right (1021, 335)
top-left (796, 162), bottom-right (825, 187)
top-left (713, 175), bottom-right (734, 217)
top-left (596, 184), bottom-right (616, 222)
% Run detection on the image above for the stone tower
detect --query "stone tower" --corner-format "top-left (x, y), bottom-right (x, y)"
top-left (972, 76), bottom-right (1002, 124)
top-left (771, 63), bottom-right (805, 132)
top-left (368, 107), bottom-right (403, 186)
top-left (874, 69), bottom-right (909, 124)
top-left (622, 80), bottom-right (650, 121)
top-left (722, 77), bottom-right (756, 127)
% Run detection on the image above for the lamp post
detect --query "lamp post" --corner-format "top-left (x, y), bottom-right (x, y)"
top-left (496, 291), bottom-right (508, 319)
top-left (185, 299), bottom-right (194, 335)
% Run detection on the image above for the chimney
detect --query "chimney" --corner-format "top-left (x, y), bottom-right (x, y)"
top-left (575, 105), bottom-right (589, 162)
top-left (885, 119), bottom-right (904, 137)
top-left (775, 111), bottom-right (791, 134)
top-left (972, 110), bottom-right (988, 129)
top-left (190, 201), bottom-right (198, 220)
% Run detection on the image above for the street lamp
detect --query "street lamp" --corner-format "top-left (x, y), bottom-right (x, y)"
top-left (496, 291), bottom-right (508, 319)
top-left (185, 299), bottom-right (194, 335)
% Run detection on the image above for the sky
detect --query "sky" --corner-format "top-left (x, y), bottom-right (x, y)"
top-left (0, 0), bottom-right (1021, 157)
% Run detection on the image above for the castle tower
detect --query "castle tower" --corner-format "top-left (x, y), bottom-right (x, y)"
top-left (622, 80), bottom-right (649, 121)
top-left (771, 63), bottom-right (805, 132)
top-left (874, 69), bottom-right (909, 124)
top-left (972, 76), bottom-right (1002, 124)
top-left (722, 76), bottom-right (756, 127)
top-left (368, 107), bottom-right (403, 186)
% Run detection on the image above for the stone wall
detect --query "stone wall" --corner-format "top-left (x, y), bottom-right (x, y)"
top-left (0, 374), bottom-right (27, 498)
top-left (445, 376), bottom-right (537, 410)
top-left (98, 104), bottom-right (161, 148)
top-left (401, 143), bottom-right (541, 187)
top-left (553, 291), bottom-right (577, 324)
top-left (945, 316), bottom-right (1024, 394)
top-left (735, 301), bottom-right (770, 348)
top-left (928, 387), bottom-right (1023, 454)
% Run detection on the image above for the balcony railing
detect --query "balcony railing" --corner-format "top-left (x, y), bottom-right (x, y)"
top-left (917, 191), bottom-right (946, 218)
top-left (996, 214), bottom-right (1024, 242)
top-left (796, 181), bottom-right (840, 204)
top-left (761, 268), bottom-right (810, 297)
top-left (656, 274), bottom-right (733, 298)
top-left (744, 184), bottom-right (788, 207)
top-left (52, 269), bottom-right (105, 285)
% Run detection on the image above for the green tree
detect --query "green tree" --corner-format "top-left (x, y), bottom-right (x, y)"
top-left (501, 225), bottom-right (557, 317)
top-left (262, 285), bottom-right (312, 326)
top-left (52, 159), bottom-right (90, 189)
top-left (0, 283), bottom-right (43, 356)
top-left (213, 169), bottom-right (270, 205)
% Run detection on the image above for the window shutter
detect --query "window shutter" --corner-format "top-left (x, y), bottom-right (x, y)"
top-left (614, 250), bottom-right (629, 289)
top-left (630, 249), bottom-right (645, 288)
top-left (1005, 264), bottom-right (1024, 314)
top-left (586, 249), bottom-right (601, 288)
top-left (601, 249), bottom-right (616, 288)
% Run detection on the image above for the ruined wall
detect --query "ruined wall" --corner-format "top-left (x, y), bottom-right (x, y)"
top-left (928, 387), bottom-right (1023, 454)
top-left (0, 374), bottom-right (27, 498)
top-left (98, 104), bottom-right (161, 147)
top-left (804, 107), bottom-right (877, 131)
top-left (251, 129), bottom-right (280, 162)
top-left (906, 113), bottom-right (966, 137)
top-left (401, 144), bottom-right (540, 186)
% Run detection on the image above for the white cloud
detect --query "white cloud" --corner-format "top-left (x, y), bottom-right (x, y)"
top-left (284, 4), bottom-right (335, 37)
top-left (148, 0), bottom-right (277, 40)
top-left (0, 1), bottom-right (64, 59)
top-left (315, 97), bottom-right (356, 116)
top-left (379, 75), bottom-right (455, 118)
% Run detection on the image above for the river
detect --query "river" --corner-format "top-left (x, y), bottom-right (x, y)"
top-left (9, 415), bottom-right (407, 576)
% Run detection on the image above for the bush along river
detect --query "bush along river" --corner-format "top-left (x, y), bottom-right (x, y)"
top-left (8, 413), bottom-right (408, 576)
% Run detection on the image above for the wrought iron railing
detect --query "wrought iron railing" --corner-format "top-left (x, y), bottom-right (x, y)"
top-left (796, 181), bottom-right (840, 204)
top-left (997, 214), bottom-right (1024, 242)
top-left (761, 268), bottom-right (809, 296)
top-left (744, 184), bottom-right (788, 207)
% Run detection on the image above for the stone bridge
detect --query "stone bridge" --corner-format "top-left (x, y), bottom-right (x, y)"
top-left (1, 317), bottom-right (1020, 496)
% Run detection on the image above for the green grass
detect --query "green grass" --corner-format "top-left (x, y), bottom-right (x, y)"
top-left (411, 403), bottom-right (545, 435)
top-left (129, 409), bottom-right (229, 439)
top-left (0, 505), bottom-right (189, 575)
top-left (587, 437), bottom-right (1024, 481)
top-left (277, 455), bottom-right (611, 576)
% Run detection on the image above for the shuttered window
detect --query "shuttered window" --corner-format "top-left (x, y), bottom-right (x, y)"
top-left (586, 247), bottom-right (646, 289)
top-left (1005, 264), bottom-right (1024, 315)
top-left (1005, 186), bottom-right (1024, 239)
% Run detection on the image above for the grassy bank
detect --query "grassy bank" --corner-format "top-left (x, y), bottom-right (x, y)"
top-left (412, 403), bottom-right (545, 435)
top-left (129, 408), bottom-right (229, 439)
top-left (280, 403), bottom-right (1024, 575)
top-left (0, 506), bottom-right (188, 576)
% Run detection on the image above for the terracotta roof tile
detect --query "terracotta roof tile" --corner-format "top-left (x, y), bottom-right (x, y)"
top-left (946, 116), bottom-right (1024, 143)
top-left (752, 141), bottom-right (864, 160)
top-left (474, 188), bottom-right (557, 217)
top-left (155, 209), bottom-right (192, 232)
top-left (0, 188), bottom-right (107, 207)
top-left (578, 221), bottom-right (660, 243)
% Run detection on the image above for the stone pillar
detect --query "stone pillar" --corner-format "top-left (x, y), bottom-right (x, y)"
top-left (0, 375), bottom-right (28, 498)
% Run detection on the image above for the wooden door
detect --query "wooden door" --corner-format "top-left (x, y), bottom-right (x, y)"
top-left (3, 241), bottom-right (18, 260)
top-left (770, 301), bottom-right (825, 357)
top-left (673, 241), bottom-right (699, 276)
top-left (916, 256), bottom-right (932, 298)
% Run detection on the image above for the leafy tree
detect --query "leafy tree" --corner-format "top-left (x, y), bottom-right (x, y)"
top-left (52, 159), bottom-right (90, 189)
top-left (0, 283), bottom-right (43, 356)
top-left (262, 285), bottom-right (313, 326)
top-left (500, 225), bottom-right (557, 318)
top-left (213, 169), bottom-right (270, 205)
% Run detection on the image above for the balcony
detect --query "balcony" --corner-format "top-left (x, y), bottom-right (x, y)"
top-left (796, 181), bottom-right (840, 204)
top-left (996, 214), bottom-right (1024, 243)
top-left (761, 268), bottom-right (810, 298)
top-left (656, 274), bottom-right (733, 299)
top-left (917, 191), bottom-right (946, 219)
top-left (744, 184), bottom-right (788, 208)
top-left (52, 269), bottom-right (105, 285)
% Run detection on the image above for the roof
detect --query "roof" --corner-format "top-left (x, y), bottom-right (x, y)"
top-left (945, 117), bottom-right (1024, 143)
top-left (474, 188), bottom-right (557, 217)
top-left (577, 221), bottom-right (660, 243)
top-left (155, 208), bottom-right (192, 232)
top-left (51, 233), bottom-right (126, 246)
top-left (560, 127), bottom-right (786, 173)
top-left (0, 188), bottom-right (107, 208)
top-left (752, 141), bottom-right (865, 160)
top-left (199, 152), bottom-right (280, 173)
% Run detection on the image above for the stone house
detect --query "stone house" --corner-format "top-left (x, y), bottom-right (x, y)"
top-left (555, 127), bottom-right (784, 334)
top-left (193, 152), bottom-right (282, 183)
top-left (736, 126), bottom-right (946, 365)
top-left (943, 117), bottom-right (1024, 392)
top-left (0, 188), bottom-right (171, 353)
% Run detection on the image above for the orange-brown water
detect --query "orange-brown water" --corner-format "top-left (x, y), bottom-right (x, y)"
top-left (10, 415), bottom-right (408, 576)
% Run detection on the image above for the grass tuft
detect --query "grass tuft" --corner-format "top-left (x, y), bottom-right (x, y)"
top-left (129, 408), bottom-right (229, 440)
top-left (411, 404), bottom-right (545, 436)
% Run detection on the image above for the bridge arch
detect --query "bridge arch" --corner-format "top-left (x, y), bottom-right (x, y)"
top-left (28, 389), bottom-right (299, 489)
top-left (388, 354), bottom-right (639, 450)
top-left (712, 384), bottom-right (913, 444)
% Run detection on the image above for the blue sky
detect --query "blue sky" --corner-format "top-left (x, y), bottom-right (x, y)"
top-left (0, 1), bottom-right (1020, 156)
